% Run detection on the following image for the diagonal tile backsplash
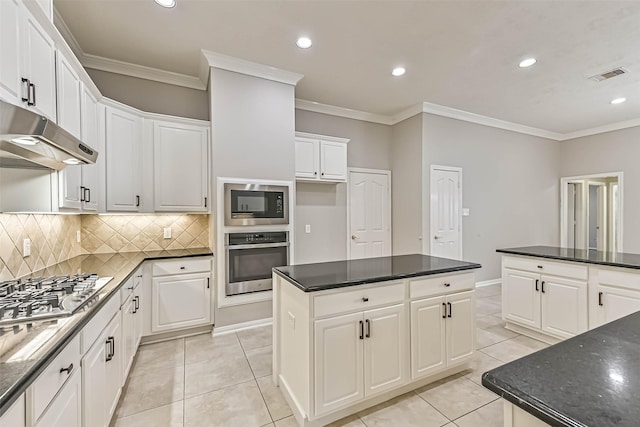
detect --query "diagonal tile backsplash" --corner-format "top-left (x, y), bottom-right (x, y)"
top-left (0, 214), bottom-right (82, 281)
top-left (81, 214), bottom-right (210, 253)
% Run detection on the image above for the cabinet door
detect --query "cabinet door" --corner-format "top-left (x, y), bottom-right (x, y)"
top-left (151, 273), bottom-right (211, 332)
top-left (105, 106), bottom-right (142, 211)
top-left (121, 295), bottom-right (135, 379)
top-left (295, 137), bottom-right (319, 179)
top-left (133, 290), bottom-right (143, 349)
top-left (81, 334), bottom-right (108, 427)
top-left (153, 121), bottom-right (208, 211)
top-left (58, 165), bottom-right (82, 209)
top-left (446, 290), bottom-right (475, 366)
top-left (80, 86), bottom-right (100, 211)
top-left (21, 12), bottom-right (56, 120)
top-left (410, 296), bottom-right (446, 379)
top-left (320, 141), bottom-right (347, 182)
top-left (35, 370), bottom-right (81, 427)
top-left (502, 268), bottom-right (541, 329)
top-left (55, 53), bottom-right (81, 138)
top-left (314, 312), bottom-right (364, 416)
top-left (0, 393), bottom-right (25, 427)
top-left (104, 314), bottom-right (122, 421)
top-left (363, 304), bottom-right (407, 397)
top-left (540, 275), bottom-right (587, 339)
top-left (594, 284), bottom-right (640, 328)
top-left (0, 0), bottom-right (22, 104)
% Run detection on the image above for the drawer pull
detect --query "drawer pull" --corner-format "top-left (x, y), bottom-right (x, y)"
top-left (541, 281), bottom-right (546, 293)
top-left (598, 292), bottom-right (604, 306)
top-left (444, 282), bottom-right (450, 287)
top-left (362, 297), bottom-right (369, 302)
top-left (442, 302), bottom-right (447, 319)
top-left (365, 319), bottom-right (371, 338)
top-left (359, 320), bottom-right (364, 340)
top-left (535, 279), bottom-right (539, 292)
top-left (447, 302), bottom-right (452, 318)
top-left (59, 363), bottom-right (73, 375)
top-left (127, 286), bottom-right (134, 290)
top-left (537, 265), bottom-right (543, 269)
top-left (180, 266), bottom-right (186, 270)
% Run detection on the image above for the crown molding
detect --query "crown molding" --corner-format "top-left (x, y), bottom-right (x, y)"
top-left (419, 102), bottom-right (565, 140)
top-left (295, 99), bottom-right (395, 125)
top-left (81, 54), bottom-right (206, 90)
top-left (295, 131), bottom-right (350, 144)
top-left (558, 117), bottom-right (640, 141)
top-left (53, 7), bottom-right (83, 59)
top-left (201, 50), bottom-right (304, 86)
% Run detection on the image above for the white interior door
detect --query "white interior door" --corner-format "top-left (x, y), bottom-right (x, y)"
top-left (430, 166), bottom-right (462, 259)
top-left (348, 169), bottom-right (391, 260)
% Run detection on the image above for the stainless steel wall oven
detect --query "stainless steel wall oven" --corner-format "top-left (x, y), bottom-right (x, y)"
top-left (225, 231), bottom-right (289, 296)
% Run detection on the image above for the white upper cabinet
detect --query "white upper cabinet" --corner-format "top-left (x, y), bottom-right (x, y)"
top-left (105, 104), bottom-right (143, 212)
top-left (55, 52), bottom-right (81, 138)
top-left (0, 0), bottom-right (22, 104)
top-left (80, 86), bottom-right (101, 211)
top-left (153, 120), bottom-right (209, 212)
top-left (0, 0), bottom-right (56, 120)
top-left (21, 9), bottom-right (56, 120)
top-left (295, 132), bottom-right (349, 183)
top-left (34, 0), bottom-right (53, 21)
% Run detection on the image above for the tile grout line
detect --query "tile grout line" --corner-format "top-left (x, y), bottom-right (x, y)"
top-left (450, 395), bottom-right (501, 423)
top-left (413, 389), bottom-right (456, 423)
top-left (238, 333), bottom-right (276, 423)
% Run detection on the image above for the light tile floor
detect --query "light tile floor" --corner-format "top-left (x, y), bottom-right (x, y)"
top-left (111, 284), bottom-right (549, 427)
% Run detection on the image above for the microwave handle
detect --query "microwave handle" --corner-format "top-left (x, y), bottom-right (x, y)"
top-left (226, 242), bottom-right (290, 250)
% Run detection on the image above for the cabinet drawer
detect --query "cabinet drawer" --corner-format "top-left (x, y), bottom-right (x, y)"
top-left (409, 273), bottom-right (475, 299)
top-left (503, 256), bottom-right (587, 281)
top-left (152, 258), bottom-right (211, 276)
top-left (31, 334), bottom-right (80, 422)
top-left (82, 294), bottom-right (119, 354)
top-left (596, 267), bottom-right (640, 290)
top-left (119, 277), bottom-right (136, 306)
top-left (314, 282), bottom-right (404, 318)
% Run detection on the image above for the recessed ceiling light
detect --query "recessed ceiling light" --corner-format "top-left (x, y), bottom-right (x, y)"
top-left (519, 58), bottom-right (537, 68)
top-left (296, 37), bottom-right (312, 49)
top-left (611, 97), bottom-right (627, 105)
top-left (392, 67), bottom-right (406, 77)
top-left (154, 0), bottom-right (176, 8)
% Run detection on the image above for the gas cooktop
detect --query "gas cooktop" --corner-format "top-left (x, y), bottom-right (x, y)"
top-left (0, 274), bottom-right (113, 326)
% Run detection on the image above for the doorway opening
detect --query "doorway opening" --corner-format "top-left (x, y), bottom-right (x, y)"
top-left (561, 172), bottom-right (622, 252)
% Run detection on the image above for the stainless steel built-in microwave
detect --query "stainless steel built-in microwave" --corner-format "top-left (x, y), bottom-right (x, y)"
top-left (224, 183), bottom-right (289, 226)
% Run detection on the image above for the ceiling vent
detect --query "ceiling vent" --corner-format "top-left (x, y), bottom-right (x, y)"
top-left (589, 67), bottom-right (627, 82)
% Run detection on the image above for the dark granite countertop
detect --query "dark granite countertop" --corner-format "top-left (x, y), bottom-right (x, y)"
top-left (482, 311), bottom-right (640, 427)
top-left (0, 248), bottom-right (212, 416)
top-left (497, 245), bottom-right (640, 270)
top-left (273, 254), bottom-right (481, 292)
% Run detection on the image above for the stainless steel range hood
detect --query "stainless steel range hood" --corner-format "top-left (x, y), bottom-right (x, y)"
top-left (0, 99), bottom-right (98, 170)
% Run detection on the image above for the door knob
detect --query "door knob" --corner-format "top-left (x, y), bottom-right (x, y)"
top-left (351, 235), bottom-right (357, 240)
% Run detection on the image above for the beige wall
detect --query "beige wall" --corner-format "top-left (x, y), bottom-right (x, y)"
top-left (560, 126), bottom-right (640, 253)
top-left (87, 69), bottom-right (209, 120)
top-left (294, 110), bottom-right (393, 264)
top-left (421, 113), bottom-right (561, 281)
top-left (210, 68), bottom-right (296, 327)
top-left (390, 114), bottom-right (424, 255)
top-left (0, 214), bottom-right (81, 280)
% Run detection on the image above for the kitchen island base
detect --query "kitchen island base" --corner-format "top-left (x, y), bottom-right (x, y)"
top-left (272, 254), bottom-right (481, 427)
top-left (503, 401), bottom-right (550, 427)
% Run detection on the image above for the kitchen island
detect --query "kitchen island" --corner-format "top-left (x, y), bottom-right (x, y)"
top-left (482, 310), bottom-right (640, 427)
top-left (272, 254), bottom-right (481, 427)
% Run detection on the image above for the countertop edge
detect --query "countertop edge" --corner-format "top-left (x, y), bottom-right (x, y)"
top-left (0, 250), bottom-right (213, 416)
top-left (496, 248), bottom-right (640, 270)
top-left (273, 263), bottom-right (481, 292)
top-left (481, 373), bottom-right (587, 427)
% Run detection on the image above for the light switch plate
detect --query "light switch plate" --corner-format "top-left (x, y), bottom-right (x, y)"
top-left (462, 208), bottom-right (470, 216)
top-left (163, 227), bottom-right (172, 239)
top-left (76, 230), bottom-right (81, 243)
top-left (23, 239), bottom-right (31, 257)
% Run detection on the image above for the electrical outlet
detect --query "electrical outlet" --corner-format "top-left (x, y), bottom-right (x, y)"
top-left (76, 230), bottom-right (81, 243)
top-left (163, 227), bottom-right (172, 239)
top-left (23, 238), bottom-right (31, 257)
top-left (305, 224), bottom-right (311, 233)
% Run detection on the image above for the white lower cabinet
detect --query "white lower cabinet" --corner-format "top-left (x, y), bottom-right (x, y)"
top-left (502, 258), bottom-right (588, 340)
top-left (314, 303), bottom-right (407, 416)
top-left (81, 309), bottom-right (122, 427)
top-left (0, 394), bottom-right (25, 427)
top-left (35, 370), bottom-right (81, 427)
top-left (121, 277), bottom-right (142, 379)
top-left (150, 257), bottom-right (212, 333)
top-left (590, 267), bottom-right (640, 328)
top-left (410, 290), bottom-right (474, 380)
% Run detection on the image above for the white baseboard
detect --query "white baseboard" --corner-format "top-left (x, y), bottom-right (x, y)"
top-left (213, 317), bottom-right (273, 336)
top-left (476, 278), bottom-right (501, 288)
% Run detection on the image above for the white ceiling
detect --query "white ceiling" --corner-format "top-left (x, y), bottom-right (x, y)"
top-left (54, 0), bottom-right (640, 135)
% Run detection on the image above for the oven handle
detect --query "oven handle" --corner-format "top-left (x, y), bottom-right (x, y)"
top-left (225, 242), bottom-right (290, 250)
